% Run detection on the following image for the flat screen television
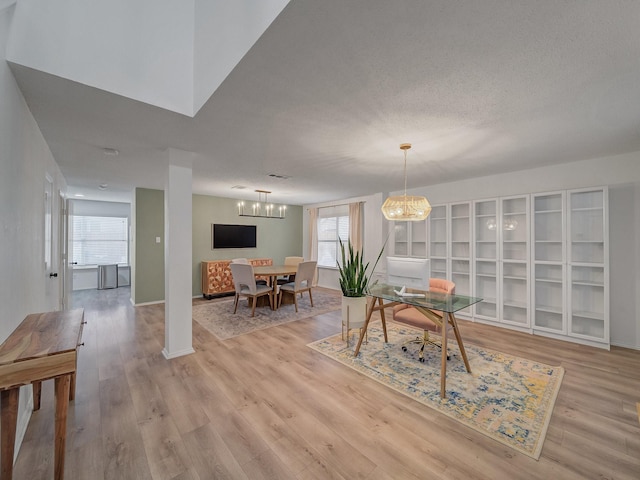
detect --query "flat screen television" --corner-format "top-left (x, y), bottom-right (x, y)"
top-left (212, 224), bottom-right (256, 249)
top-left (386, 256), bottom-right (430, 290)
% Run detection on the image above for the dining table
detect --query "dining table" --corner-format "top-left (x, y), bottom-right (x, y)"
top-left (252, 264), bottom-right (298, 309)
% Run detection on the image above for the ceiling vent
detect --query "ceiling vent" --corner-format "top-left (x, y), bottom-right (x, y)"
top-left (268, 173), bottom-right (291, 180)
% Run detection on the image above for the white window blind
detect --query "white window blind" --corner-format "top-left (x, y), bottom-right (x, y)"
top-left (72, 216), bottom-right (128, 266)
top-left (317, 205), bottom-right (349, 268)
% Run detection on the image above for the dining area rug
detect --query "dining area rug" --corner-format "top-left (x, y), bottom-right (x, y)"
top-left (193, 289), bottom-right (342, 340)
top-left (307, 323), bottom-right (564, 459)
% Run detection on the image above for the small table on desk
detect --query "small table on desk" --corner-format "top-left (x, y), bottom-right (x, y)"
top-left (0, 309), bottom-right (85, 480)
top-left (354, 284), bottom-right (482, 399)
top-left (252, 265), bottom-right (298, 309)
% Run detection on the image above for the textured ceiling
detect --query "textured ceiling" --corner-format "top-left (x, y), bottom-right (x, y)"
top-left (10, 0), bottom-right (640, 205)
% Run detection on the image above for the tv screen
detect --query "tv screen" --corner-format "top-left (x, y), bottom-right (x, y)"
top-left (212, 224), bottom-right (256, 249)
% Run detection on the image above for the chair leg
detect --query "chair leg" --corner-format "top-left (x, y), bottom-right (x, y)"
top-left (251, 296), bottom-right (257, 317)
top-left (308, 288), bottom-right (313, 307)
top-left (233, 294), bottom-right (239, 313)
top-left (268, 292), bottom-right (273, 310)
top-left (293, 292), bottom-right (299, 312)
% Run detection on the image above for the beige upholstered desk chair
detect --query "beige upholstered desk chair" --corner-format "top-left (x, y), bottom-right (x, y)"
top-left (229, 262), bottom-right (273, 317)
top-left (392, 278), bottom-right (456, 362)
top-left (278, 260), bottom-right (317, 312)
top-left (277, 256), bottom-right (304, 285)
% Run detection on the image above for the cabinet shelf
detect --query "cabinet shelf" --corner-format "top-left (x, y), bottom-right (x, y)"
top-left (536, 277), bottom-right (563, 284)
top-left (572, 207), bottom-right (603, 212)
top-left (535, 305), bottom-right (563, 314)
top-left (572, 310), bottom-right (604, 321)
top-left (503, 275), bottom-right (527, 281)
top-left (572, 280), bottom-right (604, 287)
top-left (503, 300), bottom-right (527, 309)
top-left (535, 209), bottom-right (562, 214)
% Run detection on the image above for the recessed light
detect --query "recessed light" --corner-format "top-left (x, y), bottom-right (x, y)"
top-left (98, 183), bottom-right (108, 190)
top-left (231, 185), bottom-right (247, 190)
top-left (74, 193), bottom-right (85, 197)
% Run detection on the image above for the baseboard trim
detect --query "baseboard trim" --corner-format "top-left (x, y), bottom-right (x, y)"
top-left (162, 347), bottom-right (195, 359)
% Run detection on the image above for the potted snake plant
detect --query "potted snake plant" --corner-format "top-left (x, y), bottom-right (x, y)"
top-left (337, 238), bottom-right (385, 340)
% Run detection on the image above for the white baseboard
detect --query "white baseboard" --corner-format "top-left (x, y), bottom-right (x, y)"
top-left (162, 347), bottom-right (195, 359)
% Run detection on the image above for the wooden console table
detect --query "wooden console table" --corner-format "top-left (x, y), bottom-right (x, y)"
top-left (0, 309), bottom-right (84, 480)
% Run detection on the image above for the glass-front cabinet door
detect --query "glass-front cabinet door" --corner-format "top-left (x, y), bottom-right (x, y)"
top-left (393, 221), bottom-right (409, 256)
top-left (567, 187), bottom-right (608, 344)
top-left (532, 191), bottom-right (566, 334)
top-left (428, 205), bottom-right (448, 279)
top-left (500, 195), bottom-right (529, 327)
top-left (473, 199), bottom-right (498, 321)
top-left (450, 202), bottom-right (472, 317)
top-left (392, 220), bottom-right (427, 258)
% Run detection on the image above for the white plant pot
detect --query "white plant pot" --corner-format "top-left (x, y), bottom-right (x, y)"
top-left (341, 296), bottom-right (368, 330)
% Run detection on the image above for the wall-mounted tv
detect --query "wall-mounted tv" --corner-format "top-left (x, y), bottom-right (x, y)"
top-left (212, 224), bottom-right (256, 249)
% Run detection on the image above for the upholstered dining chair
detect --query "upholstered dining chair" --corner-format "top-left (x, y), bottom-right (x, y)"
top-left (277, 256), bottom-right (304, 285)
top-left (392, 278), bottom-right (456, 362)
top-left (229, 262), bottom-right (273, 317)
top-left (278, 260), bottom-right (317, 312)
top-left (231, 257), bottom-right (267, 285)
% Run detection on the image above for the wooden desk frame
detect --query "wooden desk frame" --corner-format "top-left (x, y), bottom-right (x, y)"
top-left (353, 296), bottom-right (471, 399)
top-left (0, 309), bottom-right (84, 480)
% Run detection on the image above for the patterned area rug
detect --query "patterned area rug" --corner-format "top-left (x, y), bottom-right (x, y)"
top-left (308, 323), bottom-right (564, 459)
top-left (193, 289), bottom-right (341, 340)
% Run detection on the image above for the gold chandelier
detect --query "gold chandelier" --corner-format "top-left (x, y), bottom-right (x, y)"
top-left (381, 143), bottom-right (432, 221)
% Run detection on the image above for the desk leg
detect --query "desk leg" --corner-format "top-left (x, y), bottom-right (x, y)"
top-left (1, 388), bottom-right (19, 480)
top-left (378, 298), bottom-right (388, 343)
top-left (449, 313), bottom-right (471, 373)
top-left (354, 296), bottom-right (377, 357)
top-left (54, 375), bottom-right (71, 480)
top-left (440, 314), bottom-right (448, 399)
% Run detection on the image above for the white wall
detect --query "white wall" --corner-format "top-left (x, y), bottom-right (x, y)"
top-left (0, 2), bottom-right (67, 458)
top-left (305, 153), bottom-right (640, 350)
top-left (7, 0), bottom-right (290, 116)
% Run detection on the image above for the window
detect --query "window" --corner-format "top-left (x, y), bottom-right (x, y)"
top-left (72, 216), bottom-right (128, 266)
top-left (317, 205), bottom-right (349, 268)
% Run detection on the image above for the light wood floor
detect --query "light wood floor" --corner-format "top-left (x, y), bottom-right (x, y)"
top-left (13, 287), bottom-right (640, 479)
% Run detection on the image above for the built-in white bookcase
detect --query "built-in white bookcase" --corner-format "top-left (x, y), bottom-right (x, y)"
top-left (567, 187), bottom-right (609, 344)
top-left (530, 187), bottom-right (609, 347)
top-left (450, 202), bottom-right (472, 317)
top-left (532, 191), bottom-right (566, 334)
top-left (473, 199), bottom-right (499, 322)
top-left (500, 195), bottom-right (530, 328)
top-left (428, 205), bottom-right (448, 279)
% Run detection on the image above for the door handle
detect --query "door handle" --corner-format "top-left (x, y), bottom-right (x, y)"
top-left (49, 272), bottom-right (58, 278)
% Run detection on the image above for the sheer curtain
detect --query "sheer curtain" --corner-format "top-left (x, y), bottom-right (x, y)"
top-left (349, 202), bottom-right (364, 252)
top-left (307, 207), bottom-right (318, 285)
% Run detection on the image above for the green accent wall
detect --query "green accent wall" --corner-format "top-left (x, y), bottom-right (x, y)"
top-left (133, 188), bottom-right (303, 302)
top-left (192, 194), bottom-right (303, 297)
top-left (134, 188), bottom-right (165, 304)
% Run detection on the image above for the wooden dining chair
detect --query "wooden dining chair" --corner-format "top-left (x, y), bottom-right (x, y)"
top-left (229, 262), bottom-right (273, 317)
top-left (277, 256), bottom-right (304, 285)
top-left (278, 261), bottom-right (317, 312)
top-left (231, 257), bottom-right (267, 285)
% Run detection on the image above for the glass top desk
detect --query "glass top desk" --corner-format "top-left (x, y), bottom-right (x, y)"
top-left (354, 283), bottom-right (483, 398)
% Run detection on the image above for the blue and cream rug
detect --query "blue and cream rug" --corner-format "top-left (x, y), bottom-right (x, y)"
top-left (308, 323), bottom-right (564, 459)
